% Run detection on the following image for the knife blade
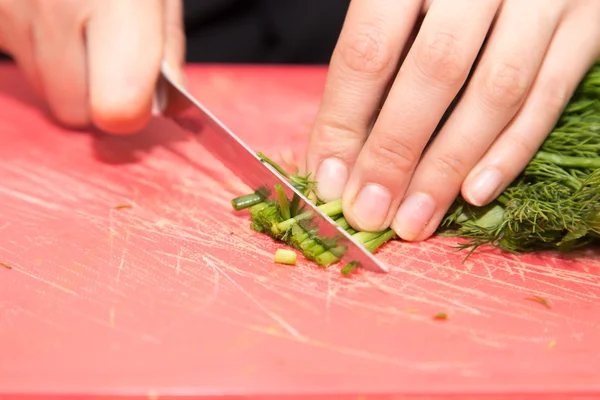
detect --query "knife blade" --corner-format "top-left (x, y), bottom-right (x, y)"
top-left (154, 62), bottom-right (388, 273)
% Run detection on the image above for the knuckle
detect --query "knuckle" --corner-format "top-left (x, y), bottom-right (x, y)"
top-left (413, 32), bottom-right (468, 87)
top-left (505, 133), bottom-right (539, 159)
top-left (539, 76), bottom-right (572, 111)
top-left (367, 135), bottom-right (417, 174)
top-left (339, 22), bottom-right (394, 74)
top-left (480, 62), bottom-right (530, 110)
top-left (311, 119), bottom-right (366, 157)
top-left (314, 119), bottom-right (365, 144)
top-left (433, 152), bottom-right (468, 180)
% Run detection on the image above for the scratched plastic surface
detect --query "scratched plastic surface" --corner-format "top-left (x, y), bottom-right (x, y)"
top-left (0, 63), bottom-right (600, 400)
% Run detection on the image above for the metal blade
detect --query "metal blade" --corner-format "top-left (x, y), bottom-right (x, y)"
top-left (155, 63), bottom-right (388, 273)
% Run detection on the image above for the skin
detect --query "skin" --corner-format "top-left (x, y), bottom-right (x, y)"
top-left (0, 0), bottom-right (186, 133)
top-left (1, 0), bottom-right (599, 242)
top-left (306, 0), bottom-right (600, 241)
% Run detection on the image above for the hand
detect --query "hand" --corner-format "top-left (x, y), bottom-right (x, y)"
top-left (306, 0), bottom-right (600, 241)
top-left (0, 0), bottom-right (186, 134)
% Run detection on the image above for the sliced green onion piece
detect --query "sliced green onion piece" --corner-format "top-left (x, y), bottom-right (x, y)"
top-left (274, 249), bottom-right (297, 265)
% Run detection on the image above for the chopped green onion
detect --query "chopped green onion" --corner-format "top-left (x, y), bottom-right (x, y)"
top-left (274, 183), bottom-right (291, 220)
top-left (340, 261), bottom-right (359, 276)
top-left (231, 193), bottom-right (263, 211)
top-left (274, 249), bottom-right (297, 265)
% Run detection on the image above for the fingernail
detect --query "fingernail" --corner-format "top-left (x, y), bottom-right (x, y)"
top-left (393, 193), bottom-right (436, 241)
top-left (465, 168), bottom-right (502, 206)
top-left (315, 158), bottom-right (348, 202)
top-left (351, 184), bottom-right (391, 231)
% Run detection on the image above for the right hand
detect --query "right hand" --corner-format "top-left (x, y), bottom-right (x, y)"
top-left (0, 0), bottom-right (186, 134)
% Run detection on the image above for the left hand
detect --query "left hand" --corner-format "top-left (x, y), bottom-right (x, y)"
top-left (306, 0), bottom-right (600, 241)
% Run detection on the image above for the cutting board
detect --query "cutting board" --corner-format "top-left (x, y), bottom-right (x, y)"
top-left (1, 63), bottom-right (599, 399)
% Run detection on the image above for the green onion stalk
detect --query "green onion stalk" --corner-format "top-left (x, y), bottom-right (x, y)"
top-left (232, 60), bottom-right (600, 270)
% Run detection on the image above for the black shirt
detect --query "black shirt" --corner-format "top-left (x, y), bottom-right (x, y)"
top-left (183, 0), bottom-right (349, 63)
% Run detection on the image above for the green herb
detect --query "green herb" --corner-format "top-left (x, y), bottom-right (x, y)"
top-left (438, 60), bottom-right (600, 255)
top-left (232, 60), bottom-right (600, 268)
top-left (114, 204), bottom-right (132, 210)
top-left (525, 296), bottom-right (552, 309)
top-left (340, 261), bottom-right (359, 276)
top-left (433, 312), bottom-right (448, 320)
top-left (274, 249), bottom-right (297, 265)
top-left (0, 262), bottom-right (11, 270)
top-left (231, 193), bottom-right (263, 211)
top-left (231, 156), bottom-right (396, 270)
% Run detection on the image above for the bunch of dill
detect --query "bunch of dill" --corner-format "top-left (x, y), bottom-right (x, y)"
top-left (439, 60), bottom-right (600, 254)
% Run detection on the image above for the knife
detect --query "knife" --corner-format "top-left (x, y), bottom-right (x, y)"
top-left (154, 61), bottom-right (388, 273)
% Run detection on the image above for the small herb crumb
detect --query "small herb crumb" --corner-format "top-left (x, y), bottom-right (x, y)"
top-left (547, 340), bottom-right (557, 348)
top-left (433, 312), bottom-right (448, 320)
top-left (114, 204), bottom-right (132, 210)
top-left (274, 249), bottom-right (297, 265)
top-left (340, 261), bottom-right (359, 276)
top-left (525, 295), bottom-right (551, 309)
top-left (0, 262), bottom-right (12, 270)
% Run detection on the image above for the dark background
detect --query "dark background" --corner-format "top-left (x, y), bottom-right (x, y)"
top-left (0, 0), bottom-right (350, 64)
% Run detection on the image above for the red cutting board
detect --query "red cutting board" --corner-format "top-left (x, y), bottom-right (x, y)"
top-left (0, 63), bottom-right (599, 400)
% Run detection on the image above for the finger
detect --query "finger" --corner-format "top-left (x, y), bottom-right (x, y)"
top-left (391, 0), bottom-right (565, 241)
top-left (31, 4), bottom-right (91, 127)
top-left (306, 0), bottom-right (423, 202)
top-left (160, 0), bottom-right (189, 116)
top-left (86, 0), bottom-right (164, 134)
top-left (162, 0), bottom-right (185, 85)
top-left (462, 5), bottom-right (600, 208)
top-left (342, 0), bottom-right (499, 232)
top-left (0, 5), bottom-right (44, 96)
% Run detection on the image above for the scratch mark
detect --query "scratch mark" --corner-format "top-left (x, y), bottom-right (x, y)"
top-left (202, 255), bottom-right (304, 340)
top-left (0, 222), bottom-right (9, 232)
top-left (109, 307), bottom-right (116, 328)
top-left (176, 247), bottom-right (183, 275)
top-left (447, 299), bottom-right (483, 316)
top-left (325, 273), bottom-right (333, 323)
top-left (116, 248), bottom-right (127, 283)
top-left (17, 269), bottom-right (77, 295)
top-left (154, 250), bottom-right (197, 264)
top-left (116, 230), bottom-right (132, 283)
top-left (210, 313), bottom-right (475, 372)
top-left (0, 186), bottom-right (60, 210)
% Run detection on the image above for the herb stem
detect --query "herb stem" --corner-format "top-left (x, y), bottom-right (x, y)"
top-left (232, 193), bottom-right (263, 211)
top-left (274, 183), bottom-right (291, 220)
top-left (364, 229), bottom-right (397, 252)
top-left (535, 151), bottom-right (600, 169)
top-left (275, 200), bottom-right (342, 233)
